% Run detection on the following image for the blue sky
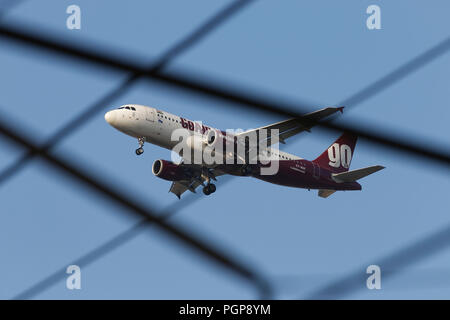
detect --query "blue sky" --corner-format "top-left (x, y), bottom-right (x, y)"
top-left (0, 0), bottom-right (449, 299)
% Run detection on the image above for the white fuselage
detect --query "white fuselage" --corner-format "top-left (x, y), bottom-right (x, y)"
top-left (104, 104), bottom-right (373, 198)
top-left (105, 104), bottom-right (302, 161)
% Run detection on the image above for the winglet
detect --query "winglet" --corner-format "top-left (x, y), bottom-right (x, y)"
top-left (337, 106), bottom-right (345, 114)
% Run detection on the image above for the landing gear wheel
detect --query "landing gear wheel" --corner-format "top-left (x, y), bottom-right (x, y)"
top-left (202, 183), bottom-right (216, 195)
top-left (135, 147), bottom-right (144, 155)
top-left (136, 137), bottom-right (145, 156)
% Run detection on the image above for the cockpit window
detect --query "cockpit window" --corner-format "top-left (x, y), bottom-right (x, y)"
top-left (131, 107), bottom-right (136, 111)
top-left (125, 107), bottom-right (130, 110)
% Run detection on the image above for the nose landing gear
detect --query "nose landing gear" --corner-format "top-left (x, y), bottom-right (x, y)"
top-left (135, 137), bottom-right (145, 155)
top-left (136, 148), bottom-right (144, 155)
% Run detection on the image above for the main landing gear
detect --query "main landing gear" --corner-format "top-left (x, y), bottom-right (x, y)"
top-left (203, 183), bottom-right (216, 196)
top-left (135, 137), bottom-right (145, 156)
top-left (202, 171), bottom-right (217, 196)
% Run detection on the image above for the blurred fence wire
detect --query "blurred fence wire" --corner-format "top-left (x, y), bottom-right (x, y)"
top-left (0, 0), bottom-right (449, 299)
top-left (13, 176), bottom-right (233, 300)
top-left (1, 23), bottom-right (449, 166)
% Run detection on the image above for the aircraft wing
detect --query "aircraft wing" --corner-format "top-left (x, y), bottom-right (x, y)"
top-left (169, 167), bottom-right (226, 199)
top-left (236, 106), bottom-right (344, 146)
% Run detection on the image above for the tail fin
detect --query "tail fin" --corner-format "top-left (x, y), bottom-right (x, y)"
top-left (313, 133), bottom-right (357, 173)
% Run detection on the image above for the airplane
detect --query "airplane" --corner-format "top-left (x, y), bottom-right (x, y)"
top-left (104, 104), bottom-right (384, 198)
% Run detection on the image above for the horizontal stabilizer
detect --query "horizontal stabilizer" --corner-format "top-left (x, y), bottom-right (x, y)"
top-left (332, 165), bottom-right (385, 183)
top-left (318, 189), bottom-right (336, 198)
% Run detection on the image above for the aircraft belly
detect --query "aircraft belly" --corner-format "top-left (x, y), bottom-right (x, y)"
top-left (253, 161), bottom-right (360, 190)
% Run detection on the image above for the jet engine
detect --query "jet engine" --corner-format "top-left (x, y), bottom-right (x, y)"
top-left (184, 130), bottom-right (232, 159)
top-left (152, 159), bottom-right (188, 181)
top-left (205, 129), bottom-right (235, 149)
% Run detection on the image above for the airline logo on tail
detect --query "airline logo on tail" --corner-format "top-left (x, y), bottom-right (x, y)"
top-left (328, 143), bottom-right (352, 169)
top-left (313, 133), bottom-right (357, 173)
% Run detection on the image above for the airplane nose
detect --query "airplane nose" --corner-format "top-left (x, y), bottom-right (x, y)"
top-left (104, 110), bottom-right (116, 126)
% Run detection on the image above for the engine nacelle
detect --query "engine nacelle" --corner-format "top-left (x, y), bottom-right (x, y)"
top-left (152, 159), bottom-right (188, 181)
top-left (186, 134), bottom-right (206, 153)
top-left (205, 129), bottom-right (234, 149)
top-left (177, 131), bottom-right (237, 165)
top-left (205, 129), bottom-right (218, 146)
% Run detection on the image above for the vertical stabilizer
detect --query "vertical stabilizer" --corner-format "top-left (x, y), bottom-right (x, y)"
top-left (313, 133), bottom-right (357, 173)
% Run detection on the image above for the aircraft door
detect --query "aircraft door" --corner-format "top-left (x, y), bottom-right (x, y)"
top-left (145, 108), bottom-right (155, 122)
top-left (312, 162), bottom-right (320, 179)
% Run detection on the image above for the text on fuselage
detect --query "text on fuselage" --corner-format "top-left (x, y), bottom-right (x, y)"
top-left (180, 117), bottom-right (211, 134)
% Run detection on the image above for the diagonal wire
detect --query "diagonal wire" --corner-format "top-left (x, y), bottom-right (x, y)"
top-left (1, 24), bottom-right (449, 166)
top-left (13, 176), bottom-right (234, 300)
top-left (0, 77), bottom-right (136, 185)
top-left (11, 210), bottom-right (183, 300)
top-left (305, 224), bottom-right (450, 299)
top-left (1, 0), bottom-right (256, 289)
top-left (299, 37), bottom-right (450, 298)
top-left (0, 0), bottom-right (256, 186)
top-left (0, 0), bottom-right (26, 19)
top-left (0, 3), bottom-right (449, 300)
top-left (0, 0), bottom-right (270, 298)
top-left (0, 117), bottom-right (273, 299)
top-left (13, 221), bottom-right (146, 300)
top-left (0, 0), bottom-right (265, 300)
top-left (339, 37), bottom-right (450, 107)
top-left (149, 0), bottom-right (256, 73)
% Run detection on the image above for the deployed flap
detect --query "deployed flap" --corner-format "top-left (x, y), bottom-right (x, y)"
top-left (332, 165), bottom-right (385, 183)
top-left (169, 180), bottom-right (197, 199)
top-left (169, 167), bottom-right (225, 199)
top-left (318, 189), bottom-right (336, 198)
